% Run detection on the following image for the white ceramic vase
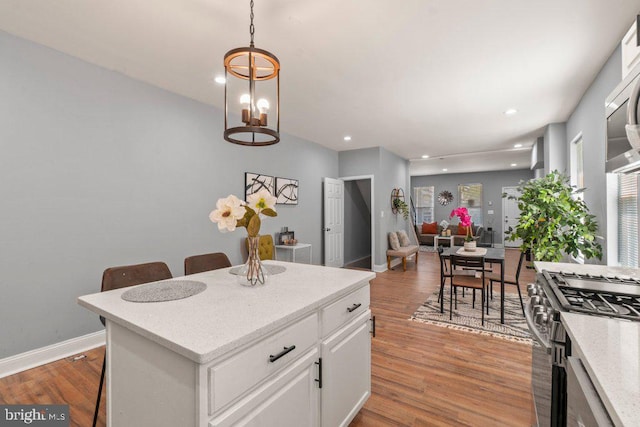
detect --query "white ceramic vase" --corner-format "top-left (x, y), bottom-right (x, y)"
top-left (463, 241), bottom-right (476, 252)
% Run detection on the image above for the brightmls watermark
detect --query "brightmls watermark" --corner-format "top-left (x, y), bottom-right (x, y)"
top-left (0, 405), bottom-right (68, 426)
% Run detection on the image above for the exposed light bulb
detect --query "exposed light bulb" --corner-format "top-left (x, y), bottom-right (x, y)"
top-left (256, 98), bottom-right (269, 126)
top-left (504, 108), bottom-right (518, 115)
top-left (344, 136), bottom-right (352, 141)
top-left (511, 163), bottom-right (517, 167)
top-left (240, 94), bottom-right (251, 124)
top-left (214, 76), bottom-right (226, 84)
top-left (257, 98), bottom-right (270, 113)
top-left (442, 168), bottom-right (448, 172)
top-left (421, 155), bottom-right (429, 159)
top-left (514, 143), bottom-right (523, 148)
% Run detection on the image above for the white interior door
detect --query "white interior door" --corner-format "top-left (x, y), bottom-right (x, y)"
top-left (502, 186), bottom-right (522, 248)
top-left (324, 178), bottom-right (344, 267)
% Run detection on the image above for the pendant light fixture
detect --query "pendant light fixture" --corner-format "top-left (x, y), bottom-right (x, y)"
top-left (223, 0), bottom-right (280, 146)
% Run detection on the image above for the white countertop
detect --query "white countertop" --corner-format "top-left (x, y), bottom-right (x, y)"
top-left (562, 313), bottom-right (640, 426)
top-left (535, 261), bottom-right (640, 277)
top-left (78, 261), bottom-right (375, 364)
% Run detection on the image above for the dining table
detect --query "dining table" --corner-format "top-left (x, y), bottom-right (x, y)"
top-left (442, 246), bottom-right (507, 324)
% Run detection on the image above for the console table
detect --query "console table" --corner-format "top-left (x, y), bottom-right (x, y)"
top-left (434, 235), bottom-right (453, 248)
top-left (275, 243), bottom-right (312, 264)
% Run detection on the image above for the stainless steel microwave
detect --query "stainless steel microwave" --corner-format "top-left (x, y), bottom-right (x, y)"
top-left (606, 62), bottom-right (640, 173)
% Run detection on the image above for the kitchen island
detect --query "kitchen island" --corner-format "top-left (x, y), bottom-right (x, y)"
top-left (78, 261), bottom-right (375, 427)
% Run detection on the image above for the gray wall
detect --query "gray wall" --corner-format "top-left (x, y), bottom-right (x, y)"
top-left (343, 180), bottom-right (371, 264)
top-left (566, 46), bottom-right (621, 264)
top-left (544, 123), bottom-right (567, 174)
top-left (0, 31), bottom-right (338, 358)
top-left (411, 169), bottom-right (534, 245)
top-left (339, 147), bottom-right (410, 268)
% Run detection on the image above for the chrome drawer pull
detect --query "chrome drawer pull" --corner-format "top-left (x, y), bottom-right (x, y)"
top-left (347, 303), bottom-right (362, 313)
top-left (269, 345), bottom-right (296, 363)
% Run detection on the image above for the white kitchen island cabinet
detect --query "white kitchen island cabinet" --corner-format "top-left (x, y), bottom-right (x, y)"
top-left (78, 261), bottom-right (375, 427)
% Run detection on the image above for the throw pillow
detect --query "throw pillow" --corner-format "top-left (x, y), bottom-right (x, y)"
top-left (422, 222), bottom-right (438, 234)
top-left (457, 223), bottom-right (473, 236)
top-left (388, 232), bottom-right (400, 250)
top-left (397, 230), bottom-right (411, 247)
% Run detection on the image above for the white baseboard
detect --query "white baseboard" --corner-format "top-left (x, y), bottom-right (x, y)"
top-left (374, 256), bottom-right (405, 273)
top-left (373, 262), bottom-right (388, 272)
top-left (0, 330), bottom-right (105, 379)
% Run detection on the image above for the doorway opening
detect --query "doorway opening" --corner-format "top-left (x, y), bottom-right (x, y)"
top-left (342, 175), bottom-right (374, 270)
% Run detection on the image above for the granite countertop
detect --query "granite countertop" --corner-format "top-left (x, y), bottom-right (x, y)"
top-left (562, 313), bottom-right (640, 426)
top-left (534, 261), bottom-right (640, 277)
top-left (78, 261), bottom-right (375, 364)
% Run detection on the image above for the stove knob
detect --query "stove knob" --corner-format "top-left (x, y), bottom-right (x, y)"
top-left (527, 284), bottom-right (540, 297)
top-left (532, 305), bottom-right (547, 316)
top-left (535, 312), bottom-right (549, 326)
top-left (530, 296), bottom-right (542, 307)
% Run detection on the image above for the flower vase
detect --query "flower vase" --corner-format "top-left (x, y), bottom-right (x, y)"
top-left (464, 240), bottom-right (476, 252)
top-left (238, 235), bottom-right (268, 286)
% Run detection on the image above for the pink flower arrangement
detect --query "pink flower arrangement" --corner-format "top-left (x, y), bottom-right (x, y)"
top-left (450, 207), bottom-right (474, 241)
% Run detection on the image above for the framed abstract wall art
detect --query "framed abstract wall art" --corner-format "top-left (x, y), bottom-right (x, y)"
top-left (275, 177), bottom-right (299, 205)
top-left (245, 173), bottom-right (275, 200)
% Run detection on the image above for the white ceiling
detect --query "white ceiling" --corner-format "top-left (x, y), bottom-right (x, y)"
top-left (2, 0), bottom-right (639, 175)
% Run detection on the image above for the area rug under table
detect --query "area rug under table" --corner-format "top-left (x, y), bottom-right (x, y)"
top-left (410, 290), bottom-right (534, 345)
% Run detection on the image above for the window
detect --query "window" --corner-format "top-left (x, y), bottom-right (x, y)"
top-left (413, 186), bottom-right (434, 223)
top-left (618, 174), bottom-right (638, 267)
top-left (458, 183), bottom-right (483, 225)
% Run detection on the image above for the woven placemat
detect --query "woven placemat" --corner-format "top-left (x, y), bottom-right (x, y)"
top-left (121, 280), bottom-right (206, 303)
top-left (229, 265), bottom-right (287, 275)
top-left (456, 247), bottom-right (487, 256)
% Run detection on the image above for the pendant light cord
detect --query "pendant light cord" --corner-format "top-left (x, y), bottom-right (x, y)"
top-left (249, 0), bottom-right (255, 47)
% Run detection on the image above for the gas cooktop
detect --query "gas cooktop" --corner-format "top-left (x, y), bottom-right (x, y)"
top-left (544, 271), bottom-right (640, 320)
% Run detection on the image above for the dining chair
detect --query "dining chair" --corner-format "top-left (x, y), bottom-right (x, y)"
top-left (246, 235), bottom-right (276, 261)
top-left (437, 246), bottom-right (453, 313)
top-left (449, 255), bottom-right (488, 325)
top-left (93, 261), bottom-right (173, 427)
top-left (485, 250), bottom-right (527, 315)
top-left (184, 252), bottom-right (231, 275)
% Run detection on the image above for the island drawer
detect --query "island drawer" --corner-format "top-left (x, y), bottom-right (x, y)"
top-left (321, 285), bottom-right (369, 337)
top-left (208, 312), bottom-right (318, 415)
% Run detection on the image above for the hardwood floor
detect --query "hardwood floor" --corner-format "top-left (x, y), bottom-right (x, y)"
top-left (350, 248), bottom-right (536, 426)
top-left (0, 248), bottom-right (536, 426)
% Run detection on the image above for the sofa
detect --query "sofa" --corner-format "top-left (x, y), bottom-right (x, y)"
top-left (415, 222), bottom-right (484, 246)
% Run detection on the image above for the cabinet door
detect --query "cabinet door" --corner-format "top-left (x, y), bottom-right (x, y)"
top-left (210, 350), bottom-right (319, 427)
top-left (321, 311), bottom-right (371, 427)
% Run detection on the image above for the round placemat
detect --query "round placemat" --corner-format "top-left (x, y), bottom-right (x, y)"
top-left (229, 265), bottom-right (287, 275)
top-left (121, 280), bottom-right (206, 303)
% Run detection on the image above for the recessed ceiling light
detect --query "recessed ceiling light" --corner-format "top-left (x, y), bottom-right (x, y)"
top-left (504, 108), bottom-right (518, 115)
top-left (514, 143), bottom-right (523, 148)
top-left (511, 163), bottom-right (517, 167)
top-left (343, 136), bottom-right (352, 141)
top-left (421, 155), bottom-right (429, 159)
top-left (442, 168), bottom-right (448, 172)
top-left (214, 76), bottom-right (226, 84)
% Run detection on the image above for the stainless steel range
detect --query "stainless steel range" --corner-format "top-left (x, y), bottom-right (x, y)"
top-left (525, 270), bottom-right (640, 427)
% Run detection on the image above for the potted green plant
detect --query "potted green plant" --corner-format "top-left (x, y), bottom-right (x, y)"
top-left (503, 171), bottom-right (602, 262)
top-left (392, 197), bottom-right (410, 220)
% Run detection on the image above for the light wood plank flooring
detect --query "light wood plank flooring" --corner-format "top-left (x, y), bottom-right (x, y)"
top-left (0, 248), bottom-right (536, 426)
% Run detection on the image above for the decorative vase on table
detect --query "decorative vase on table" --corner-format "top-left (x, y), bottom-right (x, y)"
top-left (238, 235), bottom-right (268, 286)
top-left (209, 190), bottom-right (277, 287)
top-left (450, 206), bottom-right (476, 252)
